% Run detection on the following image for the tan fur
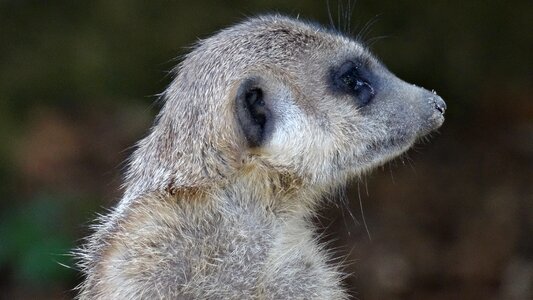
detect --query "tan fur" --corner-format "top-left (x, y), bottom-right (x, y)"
top-left (76, 15), bottom-right (445, 299)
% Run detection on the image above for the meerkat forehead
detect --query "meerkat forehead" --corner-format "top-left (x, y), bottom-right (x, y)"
top-left (174, 15), bottom-right (375, 83)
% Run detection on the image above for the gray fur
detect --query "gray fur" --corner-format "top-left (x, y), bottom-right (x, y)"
top-left (76, 15), bottom-right (445, 299)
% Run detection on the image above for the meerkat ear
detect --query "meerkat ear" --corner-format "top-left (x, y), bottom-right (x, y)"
top-left (235, 78), bottom-right (271, 147)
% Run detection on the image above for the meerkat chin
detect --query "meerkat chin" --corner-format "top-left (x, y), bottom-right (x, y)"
top-left (76, 15), bottom-right (445, 299)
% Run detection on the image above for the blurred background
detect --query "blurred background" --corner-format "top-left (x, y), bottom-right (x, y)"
top-left (0, 0), bottom-right (531, 299)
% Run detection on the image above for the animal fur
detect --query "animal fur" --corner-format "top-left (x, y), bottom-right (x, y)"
top-left (76, 15), bottom-right (445, 299)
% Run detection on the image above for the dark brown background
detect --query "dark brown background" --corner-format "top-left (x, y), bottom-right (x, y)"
top-left (0, 1), bottom-right (531, 299)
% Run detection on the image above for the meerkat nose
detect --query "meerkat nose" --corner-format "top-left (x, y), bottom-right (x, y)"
top-left (432, 95), bottom-right (447, 115)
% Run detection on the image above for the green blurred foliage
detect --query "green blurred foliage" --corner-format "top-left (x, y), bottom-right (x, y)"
top-left (0, 194), bottom-right (73, 285)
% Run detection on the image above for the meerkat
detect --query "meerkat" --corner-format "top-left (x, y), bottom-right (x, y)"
top-left (76, 15), bottom-right (446, 299)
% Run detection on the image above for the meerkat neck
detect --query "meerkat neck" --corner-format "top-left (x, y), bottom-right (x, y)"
top-left (133, 174), bottom-right (344, 299)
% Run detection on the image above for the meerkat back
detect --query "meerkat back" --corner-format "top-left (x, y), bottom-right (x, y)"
top-left (76, 15), bottom-right (445, 299)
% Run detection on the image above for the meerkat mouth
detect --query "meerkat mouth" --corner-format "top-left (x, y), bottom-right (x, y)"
top-left (360, 135), bottom-right (415, 167)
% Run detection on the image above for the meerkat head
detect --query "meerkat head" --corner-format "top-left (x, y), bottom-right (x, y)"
top-left (124, 15), bottom-right (445, 199)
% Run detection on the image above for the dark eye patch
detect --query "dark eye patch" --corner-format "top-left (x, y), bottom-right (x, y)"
top-left (331, 60), bottom-right (375, 107)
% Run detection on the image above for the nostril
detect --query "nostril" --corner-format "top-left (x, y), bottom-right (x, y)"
top-left (432, 97), bottom-right (447, 114)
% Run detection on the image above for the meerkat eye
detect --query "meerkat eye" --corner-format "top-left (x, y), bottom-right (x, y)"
top-left (332, 60), bottom-right (375, 107)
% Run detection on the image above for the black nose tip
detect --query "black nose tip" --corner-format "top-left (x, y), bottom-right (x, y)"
top-left (432, 95), bottom-right (447, 114)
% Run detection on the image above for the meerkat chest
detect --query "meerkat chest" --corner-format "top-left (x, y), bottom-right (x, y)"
top-left (86, 194), bottom-right (345, 299)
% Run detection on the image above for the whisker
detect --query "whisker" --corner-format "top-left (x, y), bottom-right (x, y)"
top-left (356, 13), bottom-right (383, 43)
top-left (326, 0), bottom-right (336, 31)
top-left (357, 182), bottom-right (372, 240)
top-left (367, 35), bottom-right (392, 47)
